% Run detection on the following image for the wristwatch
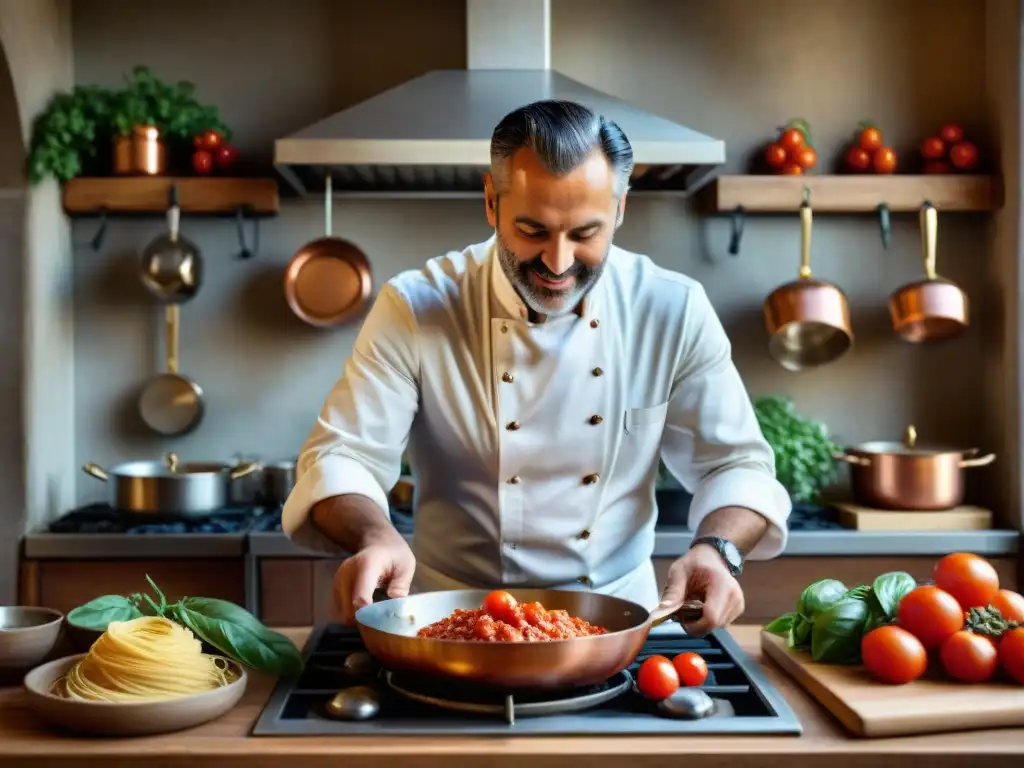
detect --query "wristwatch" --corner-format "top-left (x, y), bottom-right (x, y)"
top-left (690, 536), bottom-right (744, 577)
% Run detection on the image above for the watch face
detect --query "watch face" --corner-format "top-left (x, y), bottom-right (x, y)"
top-left (723, 541), bottom-right (743, 568)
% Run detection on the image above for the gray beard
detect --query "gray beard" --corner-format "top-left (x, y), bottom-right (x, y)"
top-left (495, 230), bottom-right (606, 318)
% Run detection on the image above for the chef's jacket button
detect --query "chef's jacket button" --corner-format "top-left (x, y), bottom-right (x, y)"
top-left (506, 420), bottom-right (521, 431)
top-left (578, 529), bottom-right (591, 540)
top-left (508, 475), bottom-right (521, 484)
top-left (577, 576), bottom-right (592, 587)
top-left (592, 367), bottom-right (603, 377)
top-left (590, 319), bottom-right (599, 329)
top-left (589, 414), bottom-right (603, 425)
top-left (502, 371), bottom-right (514, 383)
top-left (501, 324), bottom-right (509, 333)
top-left (582, 473), bottom-right (600, 485)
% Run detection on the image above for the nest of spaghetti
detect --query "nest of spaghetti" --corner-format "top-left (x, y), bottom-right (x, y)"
top-left (51, 616), bottom-right (241, 702)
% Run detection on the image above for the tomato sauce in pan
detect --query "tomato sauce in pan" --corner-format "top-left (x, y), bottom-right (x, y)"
top-left (416, 590), bottom-right (609, 641)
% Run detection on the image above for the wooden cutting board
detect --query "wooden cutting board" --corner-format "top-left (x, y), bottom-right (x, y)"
top-left (761, 630), bottom-right (1024, 737)
top-left (832, 502), bottom-right (993, 531)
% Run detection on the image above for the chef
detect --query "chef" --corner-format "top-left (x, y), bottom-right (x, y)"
top-left (282, 99), bottom-right (792, 635)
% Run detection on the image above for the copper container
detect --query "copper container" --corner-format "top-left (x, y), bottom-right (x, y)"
top-left (888, 201), bottom-right (968, 342)
top-left (764, 195), bottom-right (853, 371)
top-left (833, 424), bottom-right (995, 510)
top-left (112, 124), bottom-right (166, 176)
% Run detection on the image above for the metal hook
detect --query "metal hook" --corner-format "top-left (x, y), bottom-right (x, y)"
top-left (802, 185), bottom-right (812, 206)
top-left (876, 203), bottom-right (891, 250)
top-left (727, 205), bottom-right (746, 256)
top-left (234, 206), bottom-right (259, 259)
top-left (87, 208), bottom-right (108, 251)
top-left (167, 183), bottom-right (179, 208)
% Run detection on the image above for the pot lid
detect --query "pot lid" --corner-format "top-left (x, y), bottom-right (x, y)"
top-left (849, 425), bottom-right (970, 456)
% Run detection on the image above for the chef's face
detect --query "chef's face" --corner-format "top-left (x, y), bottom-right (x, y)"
top-left (485, 148), bottom-right (626, 317)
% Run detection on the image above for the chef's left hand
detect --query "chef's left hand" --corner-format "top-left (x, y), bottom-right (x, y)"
top-left (658, 543), bottom-right (745, 636)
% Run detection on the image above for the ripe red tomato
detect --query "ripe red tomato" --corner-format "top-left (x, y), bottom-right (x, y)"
top-left (764, 143), bottom-right (787, 168)
top-left (672, 652), bottom-right (708, 687)
top-left (872, 147), bottom-right (898, 174)
top-left (939, 124), bottom-right (965, 144)
top-left (858, 126), bottom-right (884, 152)
top-left (191, 149), bottom-right (213, 175)
top-left (940, 630), bottom-right (998, 683)
top-left (483, 590), bottom-right (518, 622)
top-left (781, 164), bottom-right (804, 175)
top-left (949, 141), bottom-right (979, 171)
top-left (792, 146), bottom-right (817, 170)
top-left (637, 655), bottom-right (680, 700)
top-left (991, 590), bottom-right (1024, 622)
top-left (845, 146), bottom-right (872, 172)
top-left (999, 627), bottom-right (1024, 684)
top-left (897, 586), bottom-right (964, 650)
top-left (779, 128), bottom-right (805, 152)
top-left (860, 626), bottom-right (928, 685)
top-left (924, 161), bottom-right (952, 174)
top-left (215, 144), bottom-right (238, 170)
top-left (920, 136), bottom-right (946, 160)
top-left (933, 552), bottom-right (1000, 610)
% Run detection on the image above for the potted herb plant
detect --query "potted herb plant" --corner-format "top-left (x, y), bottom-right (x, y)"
top-left (26, 84), bottom-right (116, 184)
top-left (753, 395), bottom-right (840, 505)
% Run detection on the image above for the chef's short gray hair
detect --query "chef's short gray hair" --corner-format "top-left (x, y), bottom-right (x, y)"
top-left (490, 100), bottom-right (634, 199)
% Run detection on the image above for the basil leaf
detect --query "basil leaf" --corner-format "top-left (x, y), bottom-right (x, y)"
top-left (788, 614), bottom-right (812, 650)
top-left (810, 597), bottom-right (870, 664)
top-left (843, 584), bottom-right (872, 602)
top-left (174, 600), bottom-right (302, 678)
top-left (764, 612), bottom-right (797, 636)
top-left (872, 571), bottom-right (917, 619)
top-left (797, 579), bottom-right (848, 618)
top-left (66, 595), bottom-right (143, 630)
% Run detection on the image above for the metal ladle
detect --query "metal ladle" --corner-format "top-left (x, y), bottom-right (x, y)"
top-left (324, 686), bottom-right (382, 721)
top-left (137, 303), bottom-right (205, 436)
top-left (139, 186), bottom-right (203, 303)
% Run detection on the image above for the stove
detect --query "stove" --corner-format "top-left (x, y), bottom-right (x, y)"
top-left (252, 623), bottom-right (802, 736)
top-left (45, 503), bottom-right (276, 535)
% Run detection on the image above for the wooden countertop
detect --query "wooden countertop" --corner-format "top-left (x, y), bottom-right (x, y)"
top-left (0, 626), bottom-right (1020, 768)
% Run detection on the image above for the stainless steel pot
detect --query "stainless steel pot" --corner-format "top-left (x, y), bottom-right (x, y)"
top-left (82, 452), bottom-right (260, 516)
top-left (262, 460), bottom-right (296, 505)
top-left (833, 424), bottom-right (995, 511)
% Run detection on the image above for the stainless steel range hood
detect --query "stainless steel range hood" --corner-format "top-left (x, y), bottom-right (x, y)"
top-left (274, 0), bottom-right (725, 198)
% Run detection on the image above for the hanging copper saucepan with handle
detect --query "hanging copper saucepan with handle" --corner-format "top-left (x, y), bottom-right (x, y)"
top-left (284, 174), bottom-right (373, 328)
top-left (888, 200), bottom-right (969, 342)
top-left (763, 189), bottom-right (853, 371)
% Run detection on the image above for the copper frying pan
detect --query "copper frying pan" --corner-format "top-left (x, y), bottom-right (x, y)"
top-left (888, 201), bottom-right (968, 342)
top-left (763, 192), bottom-right (853, 371)
top-left (284, 174), bottom-right (373, 328)
top-left (354, 589), bottom-right (703, 690)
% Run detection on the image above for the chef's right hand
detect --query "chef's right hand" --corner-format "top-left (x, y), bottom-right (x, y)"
top-left (333, 534), bottom-right (416, 625)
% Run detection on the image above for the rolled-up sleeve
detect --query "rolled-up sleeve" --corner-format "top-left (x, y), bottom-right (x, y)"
top-left (282, 283), bottom-right (420, 554)
top-left (660, 284), bottom-right (791, 559)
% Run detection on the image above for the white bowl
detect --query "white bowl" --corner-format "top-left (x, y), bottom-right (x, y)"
top-left (23, 653), bottom-right (248, 736)
top-left (0, 606), bottom-right (64, 671)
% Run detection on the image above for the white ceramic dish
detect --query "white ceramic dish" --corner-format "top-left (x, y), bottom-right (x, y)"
top-left (23, 653), bottom-right (248, 736)
top-left (0, 606), bottom-right (64, 671)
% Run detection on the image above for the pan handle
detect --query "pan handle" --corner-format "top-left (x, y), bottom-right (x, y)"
top-left (82, 464), bottom-right (110, 482)
top-left (832, 451), bottom-right (871, 467)
top-left (650, 599), bottom-right (703, 627)
top-left (959, 453), bottom-right (996, 469)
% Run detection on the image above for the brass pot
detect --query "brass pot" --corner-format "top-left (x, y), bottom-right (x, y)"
top-left (112, 124), bottom-right (166, 176)
top-left (763, 193), bottom-right (853, 371)
top-left (833, 425), bottom-right (995, 510)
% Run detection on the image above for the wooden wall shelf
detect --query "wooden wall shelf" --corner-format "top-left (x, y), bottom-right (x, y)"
top-left (700, 174), bottom-right (1002, 214)
top-left (63, 177), bottom-right (280, 216)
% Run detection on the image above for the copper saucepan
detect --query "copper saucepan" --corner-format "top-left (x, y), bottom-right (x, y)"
top-left (284, 174), bottom-right (373, 328)
top-left (354, 589), bottom-right (703, 690)
top-left (888, 201), bottom-right (968, 342)
top-left (763, 192), bottom-right (853, 371)
top-left (833, 424), bottom-right (995, 510)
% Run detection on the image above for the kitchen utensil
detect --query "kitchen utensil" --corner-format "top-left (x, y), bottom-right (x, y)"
top-left (0, 607), bottom-right (63, 672)
top-left (832, 424), bottom-right (995, 510)
top-left (139, 185), bottom-right (203, 303)
top-left (761, 631), bottom-right (1024, 738)
top-left (889, 201), bottom-right (969, 342)
top-left (284, 175), bottom-right (372, 328)
top-left (138, 303), bottom-right (205, 436)
top-left (324, 686), bottom-right (382, 721)
top-left (23, 653), bottom-right (247, 736)
top-left (81, 452), bottom-right (260, 516)
top-left (262, 460), bottom-right (296, 505)
top-left (763, 191), bottom-right (853, 371)
top-left (354, 588), bottom-right (703, 690)
top-left (833, 502), bottom-right (993, 531)
top-left (657, 687), bottom-right (714, 719)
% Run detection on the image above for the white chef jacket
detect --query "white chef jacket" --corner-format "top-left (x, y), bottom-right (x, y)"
top-left (282, 236), bottom-right (791, 610)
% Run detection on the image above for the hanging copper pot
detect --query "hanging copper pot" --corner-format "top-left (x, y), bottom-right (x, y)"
top-left (763, 192), bottom-right (853, 371)
top-left (888, 201), bottom-right (968, 342)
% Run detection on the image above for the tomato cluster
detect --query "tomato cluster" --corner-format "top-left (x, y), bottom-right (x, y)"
top-left (636, 652), bottom-right (709, 700)
top-left (861, 552), bottom-right (1024, 686)
top-left (841, 123), bottom-right (897, 174)
top-left (919, 124), bottom-right (980, 174)
top-left (191, 130), bottom-right (238, 175)
top-left (762, 119), bottom-right (818, 176)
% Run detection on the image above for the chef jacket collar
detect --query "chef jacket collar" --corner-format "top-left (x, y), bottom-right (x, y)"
top-left (486, 235), bottom-right (603, 326)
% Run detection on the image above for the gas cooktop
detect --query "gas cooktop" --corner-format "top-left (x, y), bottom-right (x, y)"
top-left (252, 623), bottom-right (802, 736)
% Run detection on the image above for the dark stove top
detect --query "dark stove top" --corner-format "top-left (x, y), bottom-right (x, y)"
top-left (45, 503), bottom-right (275, 535)
top-left (252, 624), bottom-right (802, 737)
